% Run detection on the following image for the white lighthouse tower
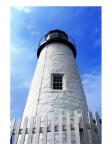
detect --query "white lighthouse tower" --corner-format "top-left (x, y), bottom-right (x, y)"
top-left (23, 29), bottom-right (88, 118)
top-left (11, 30), bottom-right (101, 144)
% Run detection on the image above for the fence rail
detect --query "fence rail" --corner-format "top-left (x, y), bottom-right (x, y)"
top-left (10, 111), bottom-right (101, 144)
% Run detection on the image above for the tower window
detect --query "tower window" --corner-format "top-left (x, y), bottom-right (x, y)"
top-left (52, 74), bottom-right (63, 90)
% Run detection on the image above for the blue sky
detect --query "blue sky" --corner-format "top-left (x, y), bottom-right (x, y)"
top-left (10, 6), bottom-right (101, 119)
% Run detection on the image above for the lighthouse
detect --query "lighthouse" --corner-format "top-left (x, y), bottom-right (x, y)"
top-left (11, 30), bottom-right (101, 144)
top-left (23, 29), bottom-right (88, 119)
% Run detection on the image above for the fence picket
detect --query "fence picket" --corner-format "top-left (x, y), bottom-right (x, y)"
top-left (27, 117), bottom-right (34, 144)
top-left (74, 111), bottom-right (80, 144)
top-left (10, 119), bottom-right (15, 138)
top-left (13, 119), bottom-right (21, 144)
top-left (88, 111), bottom-right (94, 143)
top-left (51, 114), bottom-right (55, 144)
top-left (33, 116), bottom-right (41, 144)
top-left (95, 112), bottom-right (101, 143)
top-left (66, 112), bottom-right (71, 144)
top-left (19, 117), bottom-right (28, 144)
top-left (81, 111), bottom-right (89, 144)
top-left (59, 112), bottom-right (62, 144)
top-left (43, 116), bottom-right (48, 144)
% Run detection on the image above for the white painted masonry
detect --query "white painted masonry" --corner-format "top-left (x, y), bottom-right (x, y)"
top-left (23, 42), bottom-right (88, 119)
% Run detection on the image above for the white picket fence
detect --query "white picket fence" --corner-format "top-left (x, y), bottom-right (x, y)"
top-left (10, 111), bottom-right (101, 144)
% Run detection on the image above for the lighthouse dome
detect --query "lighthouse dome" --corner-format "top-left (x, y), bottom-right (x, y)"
top-left (37, 29), bottom-right (77, 58)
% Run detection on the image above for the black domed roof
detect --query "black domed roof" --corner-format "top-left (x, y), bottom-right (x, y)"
top-left (37, 29), bottom-right (77, 58)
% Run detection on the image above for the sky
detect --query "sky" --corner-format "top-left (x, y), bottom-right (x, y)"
top-left (10, 6), bottom-right (101, 119)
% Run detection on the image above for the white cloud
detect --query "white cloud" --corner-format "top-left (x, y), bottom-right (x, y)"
top-left (27, 24), bottom-right (32, 29)
top-left (11, 78), bottom-right (32, 91)
top-left (27, 24), bottom-right (40, 36)
top-left (14, 7), bottom-right (31, 13)
top-left (21, 80), bottom-right (32, 89)
top-left (11, 45), bottom-right (36, 60)
top-left (23, 8), bottom-right (31, 13)
top-left (11, 46), bottom-right (20, 55)
top-left (31, 31), bottom-right (40, 36)
top-left (27, 24), bottom-right (36, 30)
top-left (82, 72), bottom-right (101, 114)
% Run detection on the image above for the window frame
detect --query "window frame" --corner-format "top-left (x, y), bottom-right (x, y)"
top-left (51, 73), bottom-right (63, 90)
